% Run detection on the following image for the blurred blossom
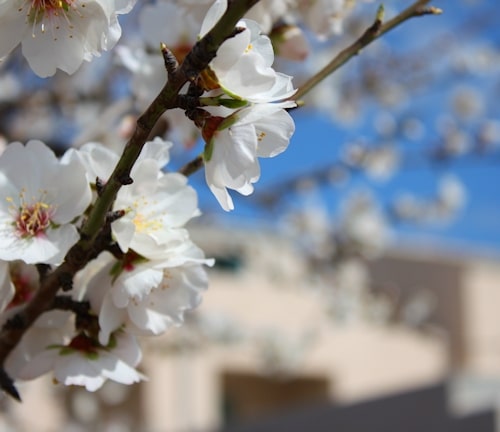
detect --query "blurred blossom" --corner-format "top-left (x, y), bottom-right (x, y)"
top-left (477, 119), bottom-right (500, 150)
top-left (0, 73), bottom-right (21, 102)
top-left (116, 45), bottom-right (167, 108)
top-left (254, 328), bottom-right (315, 376)
top-left (296, 0), bottom-right (374, 39)
top-left (195, 311), bottom-right (245, 345)
top-left (285, 201), bottom-right (335, 260)
top-left (338, 192), bottom-right (391, 258)
top-left (294, 177), bottom-right (318, 193)
top-left (374, 81), bottom-right (408, 108)
top-left (343, 142), bottom-right (399, 180)
top-left (393, 175), bottom-right (466, 224)
top-left (401, 117), bottom-right (425, 141)
top-left (325, 259), bottom-right (392, 324)
top-left (71, 390), bottom-right (100, 423)
top-left (72, 99), bottom-right (134, 152)
top-left (342, 141), bottom-right (366, 166)
top-left (401, 289), bottom-right (437, 328)
top-left (362, 145), bottom-right (399, 180)
top-left (441, 128), bottom-right (470, 157)
top-left (368, 294), bottom-right (393, 324)
top-left (272, 25), bottom-right (310, 61)
top-left (246, 0), bottom-right (291, 34)
top-left (450, 86), bottom-right (484, 120)
top-left (434, 118), bottom-right (471, 159)
top-left (438, 175), bottom-right (467, 213)
top-left (327, 165), bottom-right (351, 186)
top-left (374, 111), bottom-right (397, 138)
top-left (139, 2), bottom-right (199, 51)
top-left (393, 194), bottom-right (421, 222)
top-left (451, 43), bottom-right (500, 74)
top-left (179, 0), bottom-right (213, 24)
top-left (306, 71), bottom-right (361, 125)
top-left (335, 259), bottom-right (370, 292)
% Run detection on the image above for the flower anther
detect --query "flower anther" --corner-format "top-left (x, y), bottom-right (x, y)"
top-left (7, 189), bottom-right (55, 239)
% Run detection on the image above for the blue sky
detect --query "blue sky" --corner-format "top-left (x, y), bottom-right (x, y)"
top-left (193, 0), bottom-right (500, 254)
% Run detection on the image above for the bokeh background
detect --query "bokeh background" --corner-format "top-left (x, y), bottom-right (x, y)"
top-left (0, 0), bottom-right (499, 431)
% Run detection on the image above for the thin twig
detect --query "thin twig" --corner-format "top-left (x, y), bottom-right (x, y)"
top-left (176, 1), bottom-right (442, 180)
top-left (179, 155), bottom-right (204, 177)
top-left (292, 0), bottom-right (442, 101)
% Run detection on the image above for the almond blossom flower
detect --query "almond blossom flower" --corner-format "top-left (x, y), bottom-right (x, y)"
top-left (63, 137), bottom-right (172, 185)
top-left (4, 308), bottom-right (74, 378)
top-left (64, 139), bottom-right (201, 260)
top-left (203, 103), bottom-right (295, 211)
top-left (0, 0), bottom-right (136, 77)
top-left (80, 248), bottom-right (212, 345)
top-left (17, 329), bottom-right (145, 392)
top-left (199, 0), bottom-right (296, 102)
top-left (111, 161), bottom-right (200, 260)
top-left (0, 141), bottom-right (91, 264)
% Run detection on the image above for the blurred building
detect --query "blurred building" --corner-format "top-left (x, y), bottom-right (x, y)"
top-left (220, 383), bottom-right (495, 432)
top-left (1, 227), bottom-right (500, 431)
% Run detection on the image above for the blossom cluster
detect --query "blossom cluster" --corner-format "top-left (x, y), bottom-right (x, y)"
top-left (197, 1), bottom-right (296, 210)
top-left (0, 139), bottom-right (212, 391)
top-left (119, 0), bottom-right (297, 210)
top-left (0, 0), bottom-right (305, 396)
top-left (0, 0), bottom-right (415, 402)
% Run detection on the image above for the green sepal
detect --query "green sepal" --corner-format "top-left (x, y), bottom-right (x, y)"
top-left (217, 114), bottom-right (239, 131)
top-left (217, 98), bottom-right (248, 109)
top-left (59, 346), bottom-right (75, 356)
top-left (203, 140), bottom-right (214, 162)
top-left (86, 351), bottom-right (100, 361)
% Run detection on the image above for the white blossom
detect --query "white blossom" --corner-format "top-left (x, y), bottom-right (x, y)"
top-left (82, 250), bottom-right (212, 345)
top-left (111, 160), bottom-right (200, 260)
top-left (17, 329), bottom-right (145, 392)
top-left (63, 137), bottom-right (171, 185)
top-left (0, 0), bottom-right (136, 77)
top-left (0, 141), bottom-right (91, 264)
top-left (204, 103), bottom-right (295, 211)
top-left (200, 1), bottom-right (296, 102)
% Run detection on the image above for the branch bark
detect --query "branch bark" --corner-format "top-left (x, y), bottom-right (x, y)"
top-left (0, 0), bottom-right (260, 400)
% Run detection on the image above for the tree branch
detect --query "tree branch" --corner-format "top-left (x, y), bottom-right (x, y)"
top-left (292, 0), bottom-right (443, 101)
top-left (0, 0), bottom-right (260, 398)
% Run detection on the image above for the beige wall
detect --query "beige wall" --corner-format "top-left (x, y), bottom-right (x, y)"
top-left (6, 232), bottom-right (500, 431)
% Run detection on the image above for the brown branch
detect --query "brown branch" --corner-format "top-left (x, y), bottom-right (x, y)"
top-left (0, 0), bottom-right (260, 399)
top-left (175, 1), bottom-right (442, 180)
top-left (292, 0), bottom-right (443, 101)
top-left (179, 155), bottom-right (204, 177)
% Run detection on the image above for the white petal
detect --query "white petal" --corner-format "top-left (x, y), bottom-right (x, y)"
top-left (17, 350), bottom-right (57, 380)
top-left (200, 0), bottom-right (227, 37)
top-left (98, 293), bottom-right (127, 346)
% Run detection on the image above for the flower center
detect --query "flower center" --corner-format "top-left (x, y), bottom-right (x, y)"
top-left (129, 198), bottom-right (164, 234)
top-left (67, 334), bottom-right (99, 355)
top-left (18, 0), bottom-right (82, 37)
top-left (7, 190), bottom-right (55, 238)
top-left (16, 202), bottom-right (52, 237)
